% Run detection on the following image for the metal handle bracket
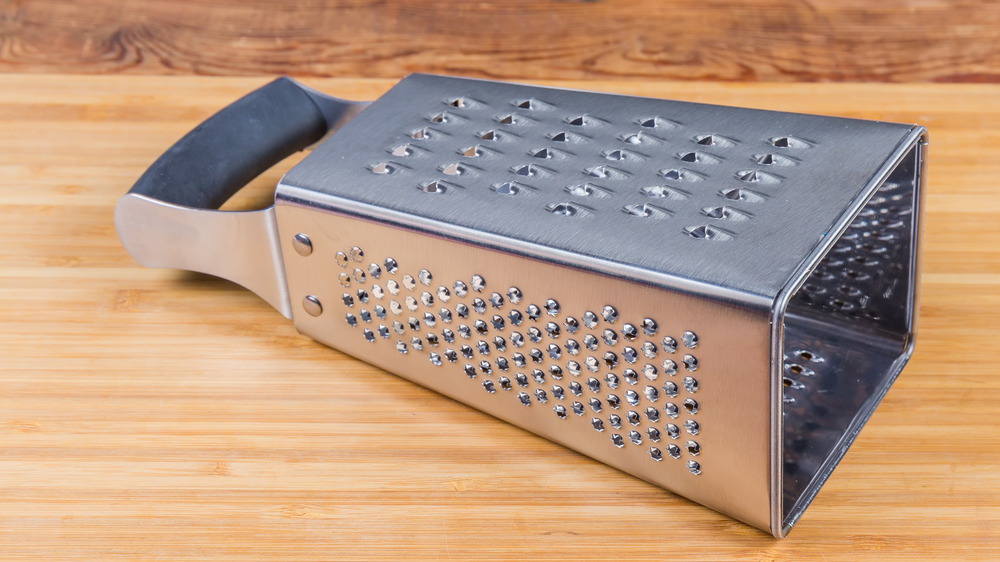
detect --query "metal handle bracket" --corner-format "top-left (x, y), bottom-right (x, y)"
top-left (115, 194), bottom-right (292, 317)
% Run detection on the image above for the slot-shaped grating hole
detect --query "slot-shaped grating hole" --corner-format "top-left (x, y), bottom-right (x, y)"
top-left (702, 206), bottom-right (751, 222)
top-left (548, 202), bottom-right (593, 217)
top-left (420, 181), bottom-right (449, 194)
top-left (684, 225), bottom-right (734, 241)
top-left (370, 162), bottom-right (395, 175)
top-left (769, 136), bottom-right (811, 149)
top-left (567, 183), bottom-right (613, 199)
top-left (623, 203), bottom-right (670, 218)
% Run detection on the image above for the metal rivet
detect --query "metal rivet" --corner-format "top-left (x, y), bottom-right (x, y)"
top-left (302, 295), bottom-right (323, 317)
top-left (292, 234), bottom-right (312, 256)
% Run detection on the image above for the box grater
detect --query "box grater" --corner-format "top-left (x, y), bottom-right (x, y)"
top-left (114, 75), bottom-right (926, 537)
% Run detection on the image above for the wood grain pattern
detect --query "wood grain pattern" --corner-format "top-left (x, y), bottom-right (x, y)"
top-left (1, 74), bottom-right (1000, 559)
top-left (1, 0), bottom-right (1000, 82)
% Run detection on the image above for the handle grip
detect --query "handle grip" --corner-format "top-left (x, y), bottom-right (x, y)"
top-left (129, 77), bottom-right (334, 209)
top-left (117, 78), bottom-right (368, 318)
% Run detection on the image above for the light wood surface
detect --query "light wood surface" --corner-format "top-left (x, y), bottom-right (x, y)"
top-left (1, 74), bottom-right (999, 559)
top-left (2, 0), bottom-right (1000, 83)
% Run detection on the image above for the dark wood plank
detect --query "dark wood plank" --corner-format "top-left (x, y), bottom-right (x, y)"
top-left (1, 0), bottom-right (999, 82)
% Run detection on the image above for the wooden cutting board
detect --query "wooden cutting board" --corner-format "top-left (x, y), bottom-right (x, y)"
top-left (0, 75), bottom-right (998, 560)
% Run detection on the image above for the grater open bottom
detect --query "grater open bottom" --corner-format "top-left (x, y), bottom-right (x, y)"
top-left (780, 144), bottom-right (920, 528)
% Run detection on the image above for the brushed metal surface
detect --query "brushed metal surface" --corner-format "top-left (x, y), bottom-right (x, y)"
top-left (275, 202), bottom-right (774, 531)
top-left (114, 194), bottom-right (292, 318)
top-left (281, 74), bottom-right (918, 302)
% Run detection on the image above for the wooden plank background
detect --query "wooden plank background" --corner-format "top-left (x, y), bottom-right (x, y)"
top-left (1, 0), bottom-right (1000, 559)
top-left (1, 74), bottom-right (999, 560)
top-left (0, 0), bottom-right (999, 82)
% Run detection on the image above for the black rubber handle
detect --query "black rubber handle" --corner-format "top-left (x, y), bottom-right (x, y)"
top-left (129, 77), bottom-right (330, 209)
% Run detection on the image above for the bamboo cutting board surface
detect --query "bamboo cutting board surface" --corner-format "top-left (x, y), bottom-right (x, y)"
top-left (1, 75), bottom-right (998, 560)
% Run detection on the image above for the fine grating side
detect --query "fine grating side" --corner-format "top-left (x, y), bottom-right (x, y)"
top-left (335, 247), bottom-right (706, 472)
top-left (283, 74), bottom-right (919, 301)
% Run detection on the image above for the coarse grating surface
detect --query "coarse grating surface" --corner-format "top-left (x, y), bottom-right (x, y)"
top-left (282, 74), bottom-right (918, 299)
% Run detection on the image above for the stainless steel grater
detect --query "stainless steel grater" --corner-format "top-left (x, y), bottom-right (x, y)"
top-left (114, 75), bottom-right (927, 537)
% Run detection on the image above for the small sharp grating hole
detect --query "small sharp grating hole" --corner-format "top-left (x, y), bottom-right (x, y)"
top-left (684, 419), bottom-right (700, 435)
top-left (666, 423), bottom-right (680, 439)
top-left (663, 359), bottom-right (677, 376)
top-left (664, 402), bottom-right (679, 418)
top-left (682, 331), bottom-right (698, 349)
top-left (683, 354), bottom-right (698, 371)
top-left (683, 398), bottom-right (699, 414)
top-left (479, 130), bottom-right (497, 141)
top-left (687, 460), bottom-right (702, 475)
top-left (569, 116), bottom-right (586, 126)
top-left (448, 97), bottom-right (465, 108)
top-left (532, 148), bottom-right (552, 159)
top-left (686, 441), bottom-right (701, 456)
top-left (683, 376), bottom-right (699, 393)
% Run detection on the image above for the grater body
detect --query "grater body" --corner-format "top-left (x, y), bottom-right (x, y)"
top-left (269, 75), bottom-right (926, 536)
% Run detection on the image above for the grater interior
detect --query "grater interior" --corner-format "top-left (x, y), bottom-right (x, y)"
top-left (271, 75), bottom-right (925, 536)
